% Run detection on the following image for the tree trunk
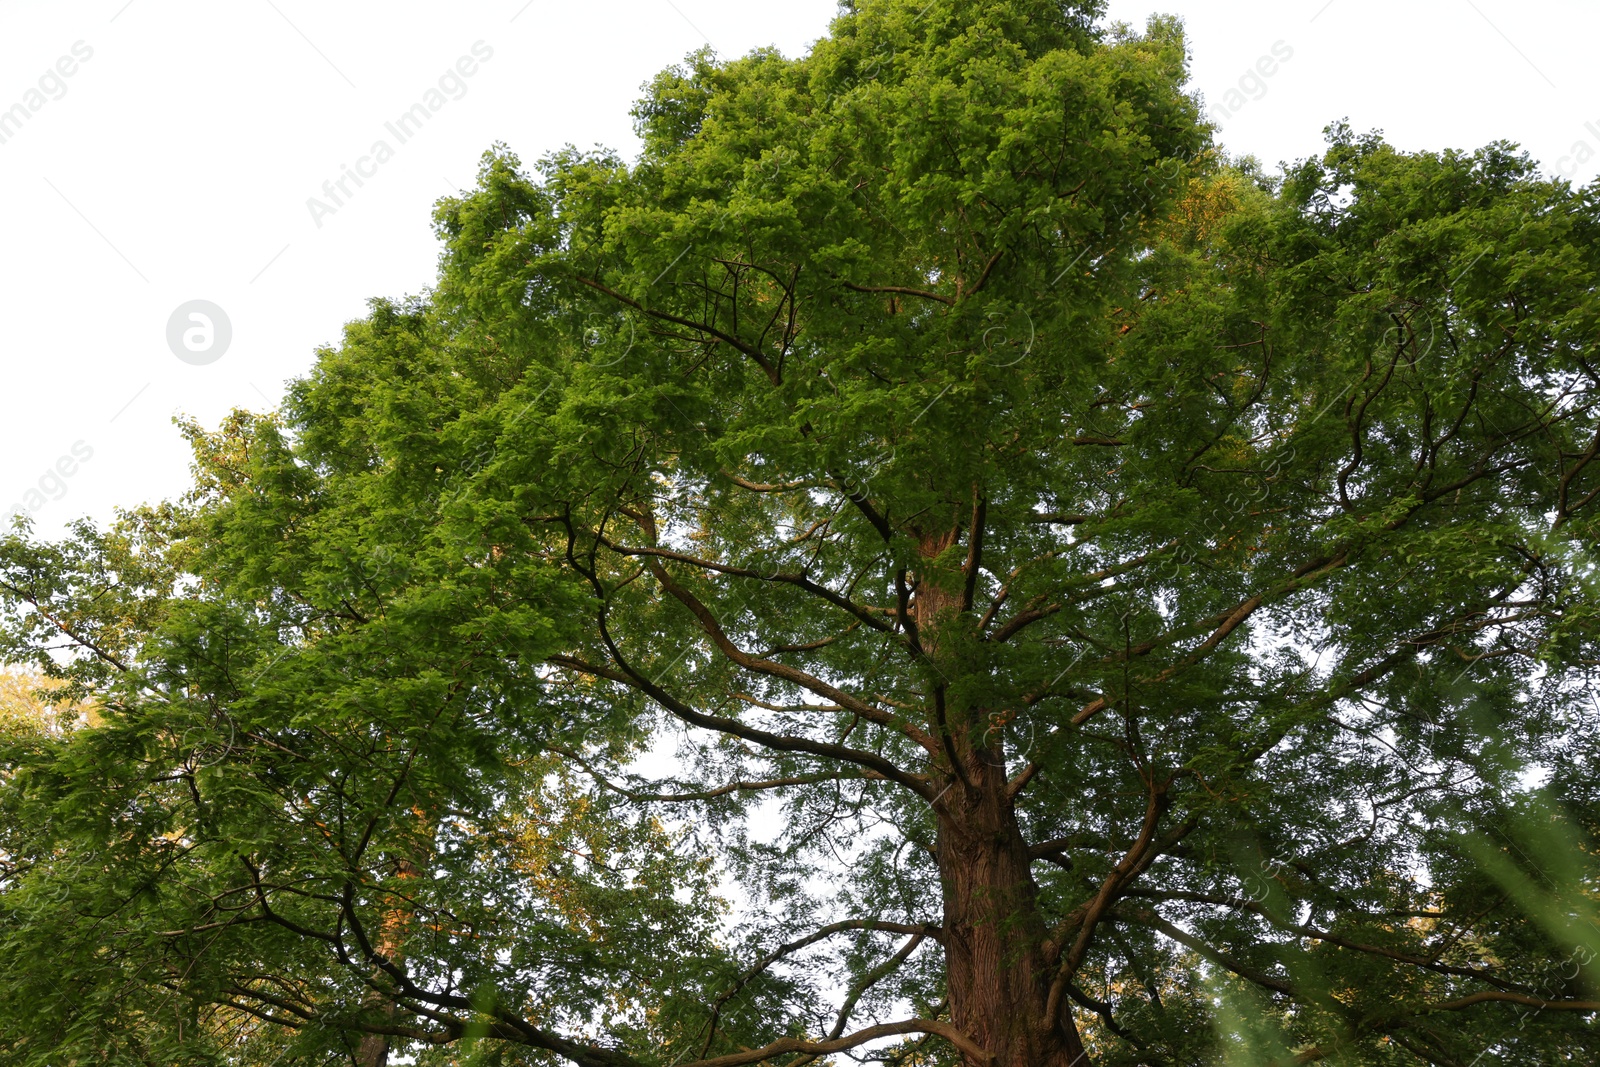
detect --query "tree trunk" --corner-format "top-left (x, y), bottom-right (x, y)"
top-left (355, 1030), bottom-right (391, 1067)
top-left (915, 526), bottom-right (1088, 1067)
top-left (354, 855), bottom-right (421, 1067)
top-left (936, 749), bottom-right (1088, 1067)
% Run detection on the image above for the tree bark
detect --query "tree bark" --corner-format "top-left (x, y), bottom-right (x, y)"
top-left (354, 855), bottom-right (422, 1067)
top-left (915, 528), bottom-right (1089, 1067)
top-left (355, 1030), bottom-right (392, 1067)
top-left (937, 758), bottom-right (1088, 1067)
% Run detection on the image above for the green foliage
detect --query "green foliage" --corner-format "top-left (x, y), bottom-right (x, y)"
top-left (3, 2), bottom-right (1599, 1065)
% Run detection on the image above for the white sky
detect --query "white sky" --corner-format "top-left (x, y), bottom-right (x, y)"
top-left (2, 0), bottom-right (1595, 535)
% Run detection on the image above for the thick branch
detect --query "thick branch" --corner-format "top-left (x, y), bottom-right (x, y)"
top-left (842, 281), bottom-right (955, 306)
top-left (576, 275), bottom-right (779, 383)
top-left (551, 646), bottom-right (934, 799)
top-left (701, 920), bottom-right (943, 1056)
top-left (643, 557), bottom-right (936, 750)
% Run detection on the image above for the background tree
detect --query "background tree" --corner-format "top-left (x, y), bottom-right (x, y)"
top-left (3, 1), bottom-right (1600, 1065)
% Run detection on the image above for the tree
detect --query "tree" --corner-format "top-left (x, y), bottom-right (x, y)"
top-left (3, 1), bottom-right (1599, 1064)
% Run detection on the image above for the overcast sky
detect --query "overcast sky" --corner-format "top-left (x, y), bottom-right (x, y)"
top-left (2, 0), bottom-right (1594, 535)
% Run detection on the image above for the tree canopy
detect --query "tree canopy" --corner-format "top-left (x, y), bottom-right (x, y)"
top-left (3, 1), bottom-right (1599, 1065)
